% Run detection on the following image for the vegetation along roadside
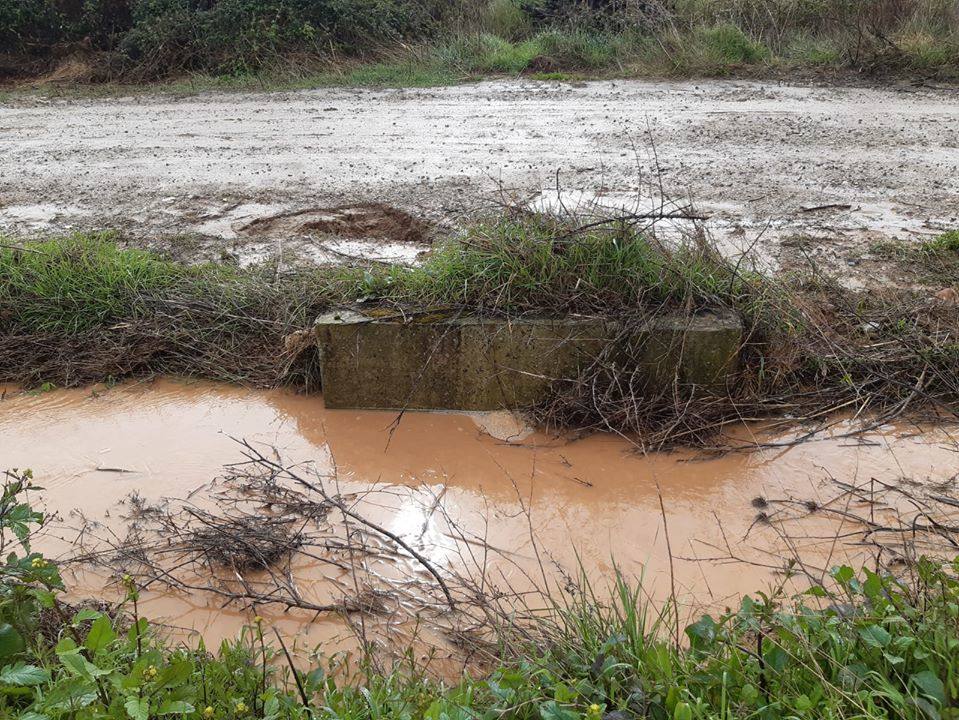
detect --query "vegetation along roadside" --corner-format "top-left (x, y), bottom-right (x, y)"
top-left (2, 0), bottom-right (958, 90)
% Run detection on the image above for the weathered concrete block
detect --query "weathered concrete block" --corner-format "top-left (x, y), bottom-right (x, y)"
top-left (316, 310), bottom-right (742, 411)
top-left (316, 311), bottom-right (616, 410)
top-left (626, 311), bottom-right (743, 390)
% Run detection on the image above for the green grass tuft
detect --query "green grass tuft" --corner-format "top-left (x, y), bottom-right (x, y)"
top-left (343, 216), bottom-right (744, 313)
top-left (700, 23), bottom-right (770, 64)
top-left (0, 234), bottom-right (186, 334)
top-left (929, 229), bottom-right (959, 252)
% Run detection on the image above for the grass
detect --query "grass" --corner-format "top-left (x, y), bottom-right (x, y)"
top-left (346, 216), bottom-right (745, 313)
top-left (868, 230), bottom-right (959, 287)
top-left (929, 229), bottom-right (959, 252)
top-left (0, 234), bottom-right (186, 334)
top-left (1, 472), bottom-right (958, 720)
top-left (0, 233), bottom-right (338, 389)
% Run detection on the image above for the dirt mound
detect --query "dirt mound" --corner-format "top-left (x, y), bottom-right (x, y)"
top-left (240, 203), bottom-right (431, 243)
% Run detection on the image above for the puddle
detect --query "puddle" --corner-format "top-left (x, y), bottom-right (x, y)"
top-left (0, 202), bottom-right (88, 231)
top-left (1, 378), bottom-right (956, 666)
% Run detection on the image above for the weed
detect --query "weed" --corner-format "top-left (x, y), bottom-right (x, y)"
top-left (475, 34), bottom-right (545, 73)
top-left (929, 229), bottom-right (959, 252)
top-left (0, 234), bottom-right (184, 334)
top-left (6, 0), bottom-right (958, 85)
top-left (2, 219), bottom-right (958, 447)
top-left (345, 215), bottom-right (743, 313)
top-left (700, 23), bottom-right (770, 64)
top-left (486, 0), bottom-right (533, 40)
top-left (0, 232), bottom-right (336, 389)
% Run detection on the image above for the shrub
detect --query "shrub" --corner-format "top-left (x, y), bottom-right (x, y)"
top-left (700, 23), bottom-right (770, 64)
top-left (486, 0), bottom-right (533, 39)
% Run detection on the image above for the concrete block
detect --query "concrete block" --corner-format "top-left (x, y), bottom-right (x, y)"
top-left (316, 310), bottom-right (742, 411)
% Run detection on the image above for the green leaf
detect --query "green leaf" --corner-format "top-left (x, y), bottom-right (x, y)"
top-left (125, 697), bottom-right (150, 720)
top-left (73, 609), bottom-right (102, 623)
top-left (911, 671), bottom-right (946, 705)
top-left (157, 700), bottom-right (195, 715)
top-left (84, 615), bottom-right (116, 653)
top-left (32, 589), bottom-right (56, 609)
top-left (859, 624), bottom-right (891, 648)
top-left (155, 659), bottom-right (194, 689)
top-left (832, 566), bottom-right (855, 584)
top-left (862, 569), bottom-right (884, 600)
top-left (685, 615), bottom-right (717, 650)
top-left (883, 652), bottom-right (905, 665)
top-left (54, 637), bottom-right (76, 654)
top-left (0, 624), bottom-right (25, 659)
top-left (41, 676), bottom-right (98, 712)
top-left (0, 662), bottom-right (49, 686)
top-left (538, 700), bottom-right (579, 720)
top-left (58, 650), bottom-right (108, 680)
top-left (763, 644), bottom-right (788, 673)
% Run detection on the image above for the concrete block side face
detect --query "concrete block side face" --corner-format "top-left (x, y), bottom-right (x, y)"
top-left (316, 312), bottom-right (742, 411)
top-left (460, 319), bottom-right (615, 409)
top-left (318, 320), bottom-right (463, 409)
top-left (627, 311), bottom-right (743, 390)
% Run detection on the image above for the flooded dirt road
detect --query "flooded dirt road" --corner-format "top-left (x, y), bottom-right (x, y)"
top-left (2, 378), bottom-right (957, 666)
top-left (2, 80), bottom-right (958, 265)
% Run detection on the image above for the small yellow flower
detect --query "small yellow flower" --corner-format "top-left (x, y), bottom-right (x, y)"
top-left (31, 557), bottom-right (48, 569)
top-left (253, 616), bottom-right (264, 625)
top-left (235, 701), bottom-right (248, 714)
top-left (203, 707), bottom-right (215, 719)
top-left (143, 664), bottom-right (158, 679)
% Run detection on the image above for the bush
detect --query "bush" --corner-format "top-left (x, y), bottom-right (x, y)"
top-left (0, 0), bottom-right (58, 54)
top-left (0, 0), bottom-right (469, 77)
top-left (486, 0), bottom-right (533, 39)
top-left (700, 23), bottom-right (770, 64)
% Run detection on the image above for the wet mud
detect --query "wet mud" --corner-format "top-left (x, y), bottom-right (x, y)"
top-left (2, 80), bottom-right (957, 276)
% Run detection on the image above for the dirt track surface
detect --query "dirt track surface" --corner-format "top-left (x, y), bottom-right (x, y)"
top-left (1, 79), bottom-right (958, 267)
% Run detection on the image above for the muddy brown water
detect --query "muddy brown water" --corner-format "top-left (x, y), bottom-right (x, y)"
top-left (1, 378), bottom-right (957, 668)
